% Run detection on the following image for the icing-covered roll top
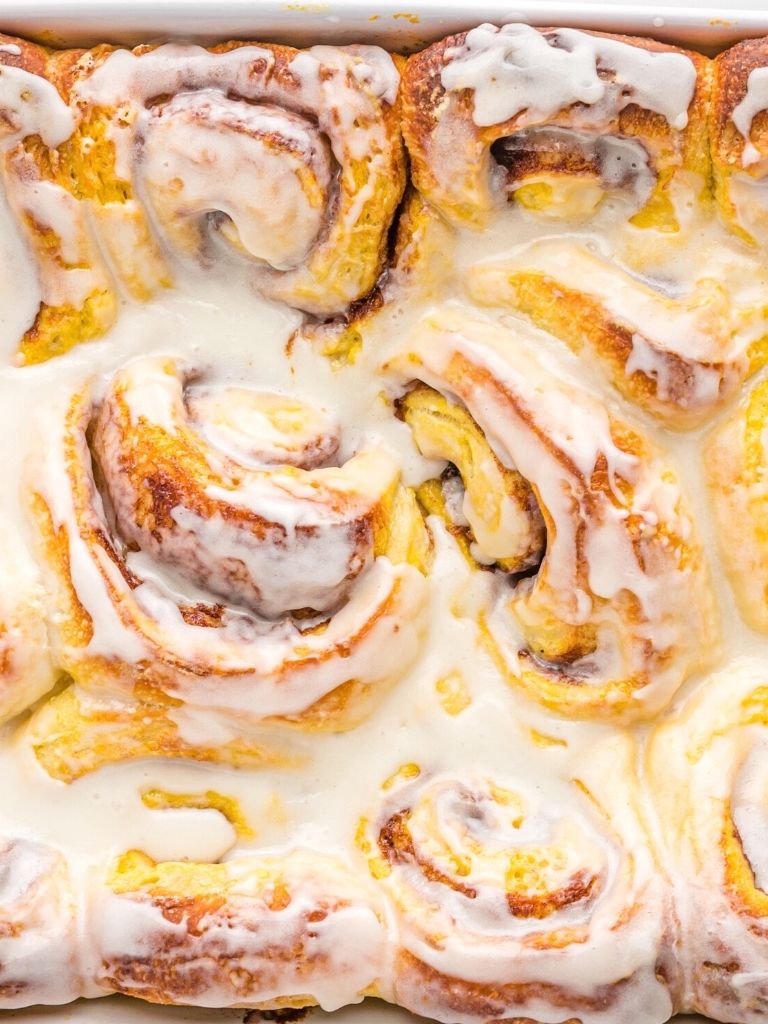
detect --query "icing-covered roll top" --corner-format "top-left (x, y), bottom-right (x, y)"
top-left (26, 357), bottom-right (431, 779)
top-left (402, 23), bottom-right (708, 228)
top-left (360, 744), bottom-right (673, 1024)
top-left (0, 35), bottom-right (115, 365)
top-left (712, 37), bottom-right (768, 245)
top-left (648, 660), bottom-right (768, 1023)
top-left (0, 838), bottom-right (83, 1007)
top-left (0, 37), bottom-right (71, 149)
top-left (140, 93), bottom-right (334, 274)
top-left (65, 41), bottom-right (405, 315)
top-left (93, 356), bottom-right (401, 619)
top-left (705, 377), bottom-right (768, 632)
top-left (388, 309), bottom-right (716, 720)
top-left (468, 239), bottom-right (765, 429)
top-left (88, 848), bottom-right (387, 1009)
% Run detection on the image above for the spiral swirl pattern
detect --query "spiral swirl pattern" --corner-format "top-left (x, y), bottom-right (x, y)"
top-left (388, 308), bottom-right (716, 720)
top-left (27, 356), bottom-right (429, 779)
top-left (362, 740), bottom-right (673, 1024)
top-left (62, 41), bottom-right (405, 317)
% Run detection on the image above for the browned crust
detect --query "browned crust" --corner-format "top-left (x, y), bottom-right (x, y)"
top-left (100, 900), bottom-right (330, 1006)
top-left (46, 37), bottom-right (405, 317)
top-left (394, 949), bottom-right (626, 1023)
top-left (403, 26), bottom-right (710, 214)
top-left (477, 269), bottom-right (734, 427)
top-left (0, 33), bottom-right (49, 77)
top-left (712, 37), bottom-right (768, 167)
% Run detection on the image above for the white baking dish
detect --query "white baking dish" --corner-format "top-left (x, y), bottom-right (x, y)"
top-left (0, 2), bottom-right (758, 1022)
top-left (1, 0), bottom-right (768, 51)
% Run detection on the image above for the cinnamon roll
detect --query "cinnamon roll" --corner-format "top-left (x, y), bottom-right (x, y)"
top-left (27, 356), bottom-right (430, 779)
top-left (0, 838), bottom-right (82, 1006)
top-left (711, 37), bottom-right (768, 245)
top-left (402, 24), bottom-right (708, 229)
top-left (361, 738), bottom-right (674, 1023)
top-left (467, 239), bottom-right (766, 429)
top-left (89, 848), bottom-right (386, 1010)
top-left (0, 35), bottom-right (115, 365)
top-left (648, 659), bottom-right (768, 1022)
top-left (55, 40), bottom-right (404, 316)
top-left (389, 308), bottom-right (716, 720)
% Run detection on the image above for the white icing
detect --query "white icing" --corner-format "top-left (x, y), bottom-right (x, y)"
top-left (139, 92), bottom-right (334, 271)
top-left (387, 308), bottom-right (713, 714)
top-left (0, 63), bottom-right (74, 150)
top-left (0, 839), bottom-right (82, 1007)
top-left (186, 386), bottom-right (341, 468)
top-left (345, 45), bottom-right (401, 105)
top-left (733, 66), bottom-right (768, 166)
top-left (725, 170), bottom-right (768, 246)
top-left (732, 742), bottom-right (768, 892)
top-left (441, 23), bottom-right (696, 130)
top-left (374, 738), bottom-right (672, 1024)
top-left (467, 238), bottom-right (768, 424)
top-left (648, 660), bottom-right (768, 1023)
top-left (92, 354), bottom-right (403, 618)
top-left (89, 850), bottom-right (387, 1010)
top-left (71, 41), bottom-right (400, 315)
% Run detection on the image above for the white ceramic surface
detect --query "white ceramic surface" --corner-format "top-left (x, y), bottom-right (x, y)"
top-left (0, 2), bottom-right (751, 1022)
top-left (0, 0), bottom-right (765, 51)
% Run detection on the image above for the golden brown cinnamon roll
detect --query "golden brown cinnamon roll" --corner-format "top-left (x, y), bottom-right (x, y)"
top-left (88, 848), bottom-right (387, 1009)
top-left (467, 239), bottom-right (766, 429)
top-left (388, 309), bottom-right (716, 721)
top-left (56, 40), bottom-right (405, 315)
top-left (0, 838), bottom-right (82, 1006)
top-left (0, 34), bottom-right (115, 365)
top-left (648, 659), bottom-right (768, 1022)
top-left (403, 24), bottom-right (709, 229)
top-left (27, 356), bottom-right (430, 779)
top-left (360, 738), bottom-right (675, 1023)
top-left (711, 37), bottom-right (768, 245)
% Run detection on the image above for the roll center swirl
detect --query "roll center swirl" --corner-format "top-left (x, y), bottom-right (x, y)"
top-left (92, 356), bottom-right (398, 619)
